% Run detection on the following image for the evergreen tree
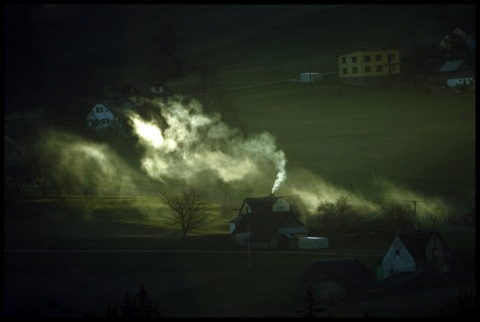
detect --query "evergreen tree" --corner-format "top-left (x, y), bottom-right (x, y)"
top-left (120, 289), bottom-right (138, 318)
top-left (149, 22), bottom-right (185, 82)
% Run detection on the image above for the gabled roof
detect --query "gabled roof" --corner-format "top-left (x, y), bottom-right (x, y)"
top-left (239, 194), bottom-right (309, 217)
top-left (431, 60), bottom-right (473, 72)
top-left (89, 99), bottom-right (131, 117)
top-left (397, 230), bottom-right (453, 261)
top-left (122, 79), bottom-right (168, 98)
top-left (232, 211), bottom-right (306, 241)
top-left (300, 258), bottom-right (381, 291)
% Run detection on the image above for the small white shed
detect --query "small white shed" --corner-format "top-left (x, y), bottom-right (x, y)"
top-left (299, 237), bottom-right (329, 249)
top-left (300, 72), bottom-right (323, 83)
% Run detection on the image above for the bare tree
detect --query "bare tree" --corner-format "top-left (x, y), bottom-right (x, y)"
top-left (317, 195), bottom-right (353, 249)
top-left (382, 203), bottom-right (416, 234)
top-left (160, 187), bottom-right (212, 243)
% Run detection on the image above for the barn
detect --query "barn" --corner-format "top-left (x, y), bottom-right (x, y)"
top-left (299, 258), bottom-right (381, 304)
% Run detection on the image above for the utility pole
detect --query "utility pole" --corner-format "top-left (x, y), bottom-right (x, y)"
top-left (413, 200), bottom-right (418, 230)
top-left (411, 199), bottom-right (428, 231)
top-left (247, 225), bottom-right (251, 269)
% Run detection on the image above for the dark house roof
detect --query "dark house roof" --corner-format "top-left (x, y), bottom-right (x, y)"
top-left (121, 79), bottom-right (169, 99)
top-left (431, 60), bottom-right (473, 73)
top-left (233, 211), bottom-right (306, 241)
top-left (300, 258), bottom-right (382, 293)
top-left (397, 230), bottom-right (454, 262)
top-left (239, 194), bottom-right (310, 217)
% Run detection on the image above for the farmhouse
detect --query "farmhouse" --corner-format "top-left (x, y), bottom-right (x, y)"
top-left (299, 258), bottom-right (382, 304)
top-left (380, 230), bottom-right (454, 281)
top-left (428, 60), bottom-right (475, 88)
top-left (86, 99), bottom-right (133, 131)
top-left (338, 48), bottom-right (401, 86)
top-left (230, 194), bottom-right (310, 249)
top-left (121, 79), bottom-right (169, 105)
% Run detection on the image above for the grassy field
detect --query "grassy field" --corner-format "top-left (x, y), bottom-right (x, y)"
top-left (4, 197), bottom-right (475, 317)
top-left (5, 5), bottom-right (475, 317)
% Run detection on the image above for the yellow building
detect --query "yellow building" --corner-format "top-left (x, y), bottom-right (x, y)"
top-left (338, 48), bottom-right (401, 86)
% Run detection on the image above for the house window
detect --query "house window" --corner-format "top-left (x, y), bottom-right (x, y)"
top-left (376, 65), bottom-right (383, 72)
top-left (395, 249), bottom-right (400, 256)
top-left (352, 56), bottom-right (357, 63)
top-left (342, 57), bottom-right (348, 63)
top-left (365, 66), bottom-right (371, 73)
top-left (352, 67), bottom-right (358, 74)
top-left (432, 248), bottom-right (438, 257)
top-left (387, 53), bottom-right (396, 62)
top-left (277, 206), bottom-right (284, 212)
top-left (96, 106), bottom-right (103, 113)
top-left (375, 54), bottom-right (382, 61)
top-left (102, 118), bottom-right (110, 124)
top-left (342, 67), bottom-right (348, 74)
top-left (364, 55), bottom-right (371, 62)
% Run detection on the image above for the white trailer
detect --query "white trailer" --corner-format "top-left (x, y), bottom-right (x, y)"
top-left (300, 72), bottom-right (323, 83)
top-left (298, 237), bottom-right (329, 249)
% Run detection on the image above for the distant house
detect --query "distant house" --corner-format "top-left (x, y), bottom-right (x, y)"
top-left (86, 99), bottom-right (133, 131)
top-left (338, 48), bottom-right (401, 86)
top-left (428, 60), bottom-right (475, 88)
top-left (380, 230), bottom-right (454, 281)
top-left (121, 80), bottom-right (169, 105)
top-left (438, 26), bottom-right (474, 60)
top-left (299, 258), bottom-right (382, 304)
top-left (230, 194), bottom-right (310, 249)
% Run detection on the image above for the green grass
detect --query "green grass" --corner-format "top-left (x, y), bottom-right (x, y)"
top-left (5, 5), bottom-right (476, 317)
top-left (4, 198), bottom-right (474, 317)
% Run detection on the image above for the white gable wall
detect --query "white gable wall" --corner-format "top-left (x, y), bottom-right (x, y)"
top-left (273, 198), bottom-right (290, 212)
top-left (381, 236), bottom-right (416, 279)
top-left (240, 202), bottom-right (252, 215)
top-left (87, 104), bottom-right (116, 129)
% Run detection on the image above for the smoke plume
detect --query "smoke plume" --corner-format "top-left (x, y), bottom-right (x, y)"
top-left (128, 98), bottom-right (287, 192)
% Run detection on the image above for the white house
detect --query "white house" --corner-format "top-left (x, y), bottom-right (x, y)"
top-left (87, 99), bottom-right (133, 131)
top-left (121, 80), bottom-right (169, 105)
top-left (380, 230), bottom-right (453, 281)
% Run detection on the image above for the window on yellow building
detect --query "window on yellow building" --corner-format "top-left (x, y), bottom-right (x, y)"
top-left (364, 55), bottom-right (371, 62)
top-left (387, 53), bottom-right (396, 62)
top-left (342, 68), bottom-right (348, 74)
top-left (365, 66), bottom-right (371, 73)
top-left (342, 57), bottom-right (348, 63)
top-left (375, 54), bottom-right (382, 61)
top-left (352, 67), bottom-right (358, 74)
top-left (376, 65), bottom-right (383, 72)
top-left (352, 56), bottom-right (357, 63)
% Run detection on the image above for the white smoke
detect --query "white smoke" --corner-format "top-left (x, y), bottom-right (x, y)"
top-left (128, 98), bottom-right (287, 191)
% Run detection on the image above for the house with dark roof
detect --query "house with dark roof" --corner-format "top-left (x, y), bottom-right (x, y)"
top-left (299, 258), bottom-right (382, 304)
top-left (230, 194), bottom-right (310, 249)
top-left (429, 60), bottom-right (475, 88)
top-left (86, 99), bottom-right (134, 131)
top-left (380, 230), bottom-right (454, 281)
top-left (121, 79), bottom-right (170, 105)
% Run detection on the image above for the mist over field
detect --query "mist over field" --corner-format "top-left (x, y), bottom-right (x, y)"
top-left (5, 4), bottom-right (475, 217)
